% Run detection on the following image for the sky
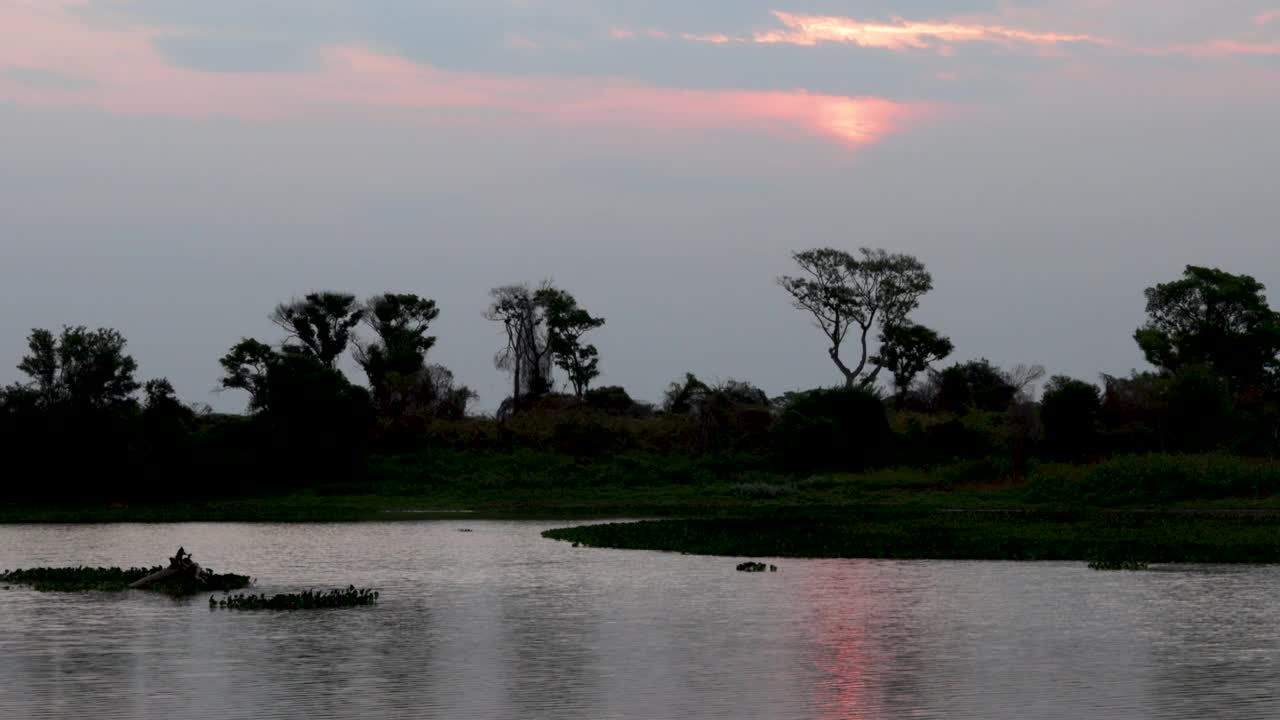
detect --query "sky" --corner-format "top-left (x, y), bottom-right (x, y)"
top-left (1, 0), bottom-right (1278, 412)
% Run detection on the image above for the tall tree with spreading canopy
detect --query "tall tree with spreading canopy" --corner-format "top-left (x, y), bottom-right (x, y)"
top-left (536, 286), bottom-right (605, 398)
top-left (1135, 265), bottom-right (1280, 392)
top-left (270, 291), bottom-right (364, 368)
top-left (355, 293), bottom-right (440, 406)
top-left (16, 326), bottom-right (140, 412)
top-left (779, 247), bottom-right (933, 389)
top-left (485, 283), bottom-right (554, 410)
top-left (872, 322), bottom-right (954, 406)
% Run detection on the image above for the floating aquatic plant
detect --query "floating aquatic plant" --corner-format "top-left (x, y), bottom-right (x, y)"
top-left (1086, 559), bottom-right (1149, 571)
top-left (0, 565), bottom-right (251, 594)
top-left (211, 586), bottom-right (379, 610)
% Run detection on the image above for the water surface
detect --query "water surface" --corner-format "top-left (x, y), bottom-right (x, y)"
top-left (1, 522), bottom-right (1277, 719)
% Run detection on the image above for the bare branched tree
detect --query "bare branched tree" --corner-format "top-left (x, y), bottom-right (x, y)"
top-left (485, 282), bottom-right (553, 411)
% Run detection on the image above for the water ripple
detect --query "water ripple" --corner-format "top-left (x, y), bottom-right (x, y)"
top-left (2, 522), bottom-right (1278, 719)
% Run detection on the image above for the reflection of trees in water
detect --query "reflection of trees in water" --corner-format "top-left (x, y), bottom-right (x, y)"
top-left (1144, 569), bottom-right (1280, 719)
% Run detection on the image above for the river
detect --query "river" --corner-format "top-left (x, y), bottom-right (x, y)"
top-left (1, 521), bottom-right (1277, 719)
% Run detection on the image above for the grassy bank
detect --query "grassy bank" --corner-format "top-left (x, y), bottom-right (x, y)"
top-left (4, 452), bottom-right (1280, 563)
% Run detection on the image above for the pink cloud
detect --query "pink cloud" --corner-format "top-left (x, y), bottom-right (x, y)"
top-left (680, 32), bottom-right (737, 45)
top-left (1254, 10), bottom-right (1280, 26)
top-left (1169, 39), bottom-right (1280, 57)
top-left (615, 7), bottom-right (1279, 61)
top-left (753, 11), bottom-right (1109, 52)
top-left (0, 1), bottom-right (937, 149)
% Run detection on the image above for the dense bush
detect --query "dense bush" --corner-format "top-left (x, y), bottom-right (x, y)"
top-left (929, 359), bottom-right (1018, 414)
top-left (771, 387), bottom-right (890, 471)
top-left (1040, 376), bottom-right (1102, 460)
top-left (1163, 365), bottom-right (1235, 453)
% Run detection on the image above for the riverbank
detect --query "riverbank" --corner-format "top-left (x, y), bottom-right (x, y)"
top-left (5, 451), bottom-right (1279, 562)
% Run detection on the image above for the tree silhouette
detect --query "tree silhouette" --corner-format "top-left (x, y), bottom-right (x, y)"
top-left (270, 292), bottom-right (364, 369)
top-left (779, 247), bottom-right (933, 389)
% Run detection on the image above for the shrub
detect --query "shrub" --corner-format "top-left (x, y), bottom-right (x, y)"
top-left (1040, 376), bottom-right (1102, 460)
top-left (929, 359), bottom-right (1017, 414)
top-left (771, 387), bottom-right (890, 471)
top-left (1163, 364), bottom-right (1234, 453)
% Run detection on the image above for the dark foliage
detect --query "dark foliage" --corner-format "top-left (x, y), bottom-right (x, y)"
top-left (771, 387), bottom-right (891, 471)
top-left (1, 565), bottom-right (250, 595)
top-left (212, 586), bottom-right (378, 610)
top-left (930, 359), bottom-right (1018, 414)
top-left (1040, 376), bottom-right (1102, 460)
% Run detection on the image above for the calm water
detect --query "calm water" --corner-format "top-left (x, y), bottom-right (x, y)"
top-left (1, 521), bottom-right (1278, 719)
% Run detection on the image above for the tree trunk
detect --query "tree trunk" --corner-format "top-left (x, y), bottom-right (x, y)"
top-left (829, 347), bottom-right (857, 389)
top-left (128, 547), bottom-right (209, 589)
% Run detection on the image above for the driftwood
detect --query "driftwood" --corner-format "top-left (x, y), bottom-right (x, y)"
top-left (128, 547), bottom-right (210, 589)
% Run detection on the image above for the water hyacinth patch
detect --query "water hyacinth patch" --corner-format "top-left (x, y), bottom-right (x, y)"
top-left (210, 586), bottom-right (379, 610)
top-left (0, 566), bottom-right (252, 595)
top-left (1087, 559), bottom-right (1149, 571)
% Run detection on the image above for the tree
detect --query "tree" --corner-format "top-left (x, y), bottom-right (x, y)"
top-left (779, 247), bottom-right (933, 389)
top-left (771, 387), bottom-right (891, 472)
top-left (1135, 265), bottom-right (1280, 392)
top-left (217, 334), bottom-right (373, 479)
top-left (16, 326), bottom-right (140, 412)
top-left (1003, 363), bottom-right (1047, 403)
top-left (930, 359), bottom-right (1017, 413)
top-left (1164, 364), bottom-right (1235, 453)
top-left (536, 287), bottom-right (605, 398)
top-left (872, 322), bottom-right (954, 406)
top-left (486, 283), bottom-right (554, 410)
top-left (416, 364), bottom-right (478, 420)
top-left (270, 292), bottom-right (364, 369)
top-left (218, 339), bottom-right (277, 412)
top-left (355, 293), bottom-right (440, 406)
top-left (1040, 376), bottom-right (1102, 460)
top-left (663, 373), bottom-right (712, 414)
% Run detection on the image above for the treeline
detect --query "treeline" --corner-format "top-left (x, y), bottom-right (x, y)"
top-left (1, 253), bottom-right (1277, 503)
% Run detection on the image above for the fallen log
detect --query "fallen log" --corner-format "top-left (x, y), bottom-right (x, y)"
top-left (128, 546), bottom-right (210, 589)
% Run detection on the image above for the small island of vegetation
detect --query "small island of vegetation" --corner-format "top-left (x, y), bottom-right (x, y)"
top-left (2, 548), bottom-right (251, 595)
top-left (2, 250), bottom-right (1278, 564)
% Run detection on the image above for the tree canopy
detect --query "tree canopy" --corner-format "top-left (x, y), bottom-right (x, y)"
top-left (270, 292), bottom-right (364, 369)
top-left (15, 326), bottom-right (140, 413)
top-left (872, 322), bottom-right (954, 405)
top-left (536, 286), bottom-right (605, 399)
top-left (356, 293), bottom-right (441, 408)
top-left (1135, 265), bottom-right (1280, 391)
top-left (779, 247), bottom-right (933, 389)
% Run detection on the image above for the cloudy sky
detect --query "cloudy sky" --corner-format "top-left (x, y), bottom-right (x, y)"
top-left (2, 0), bottom-right (1278, 411)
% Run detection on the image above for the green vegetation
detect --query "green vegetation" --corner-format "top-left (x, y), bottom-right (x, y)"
top-left (0, 566), bottom-right (251, 595)
top-left (1025, 454), bottom-right (1280, 506)
top-left (543, 510), bottom-right (1280, 564)
top-left (1087, 559), bottom-right (1149, 571)
top-left (211, 587), bottom-right (379, 610)
top-left (2, 257), bottom-right (1279, 562)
